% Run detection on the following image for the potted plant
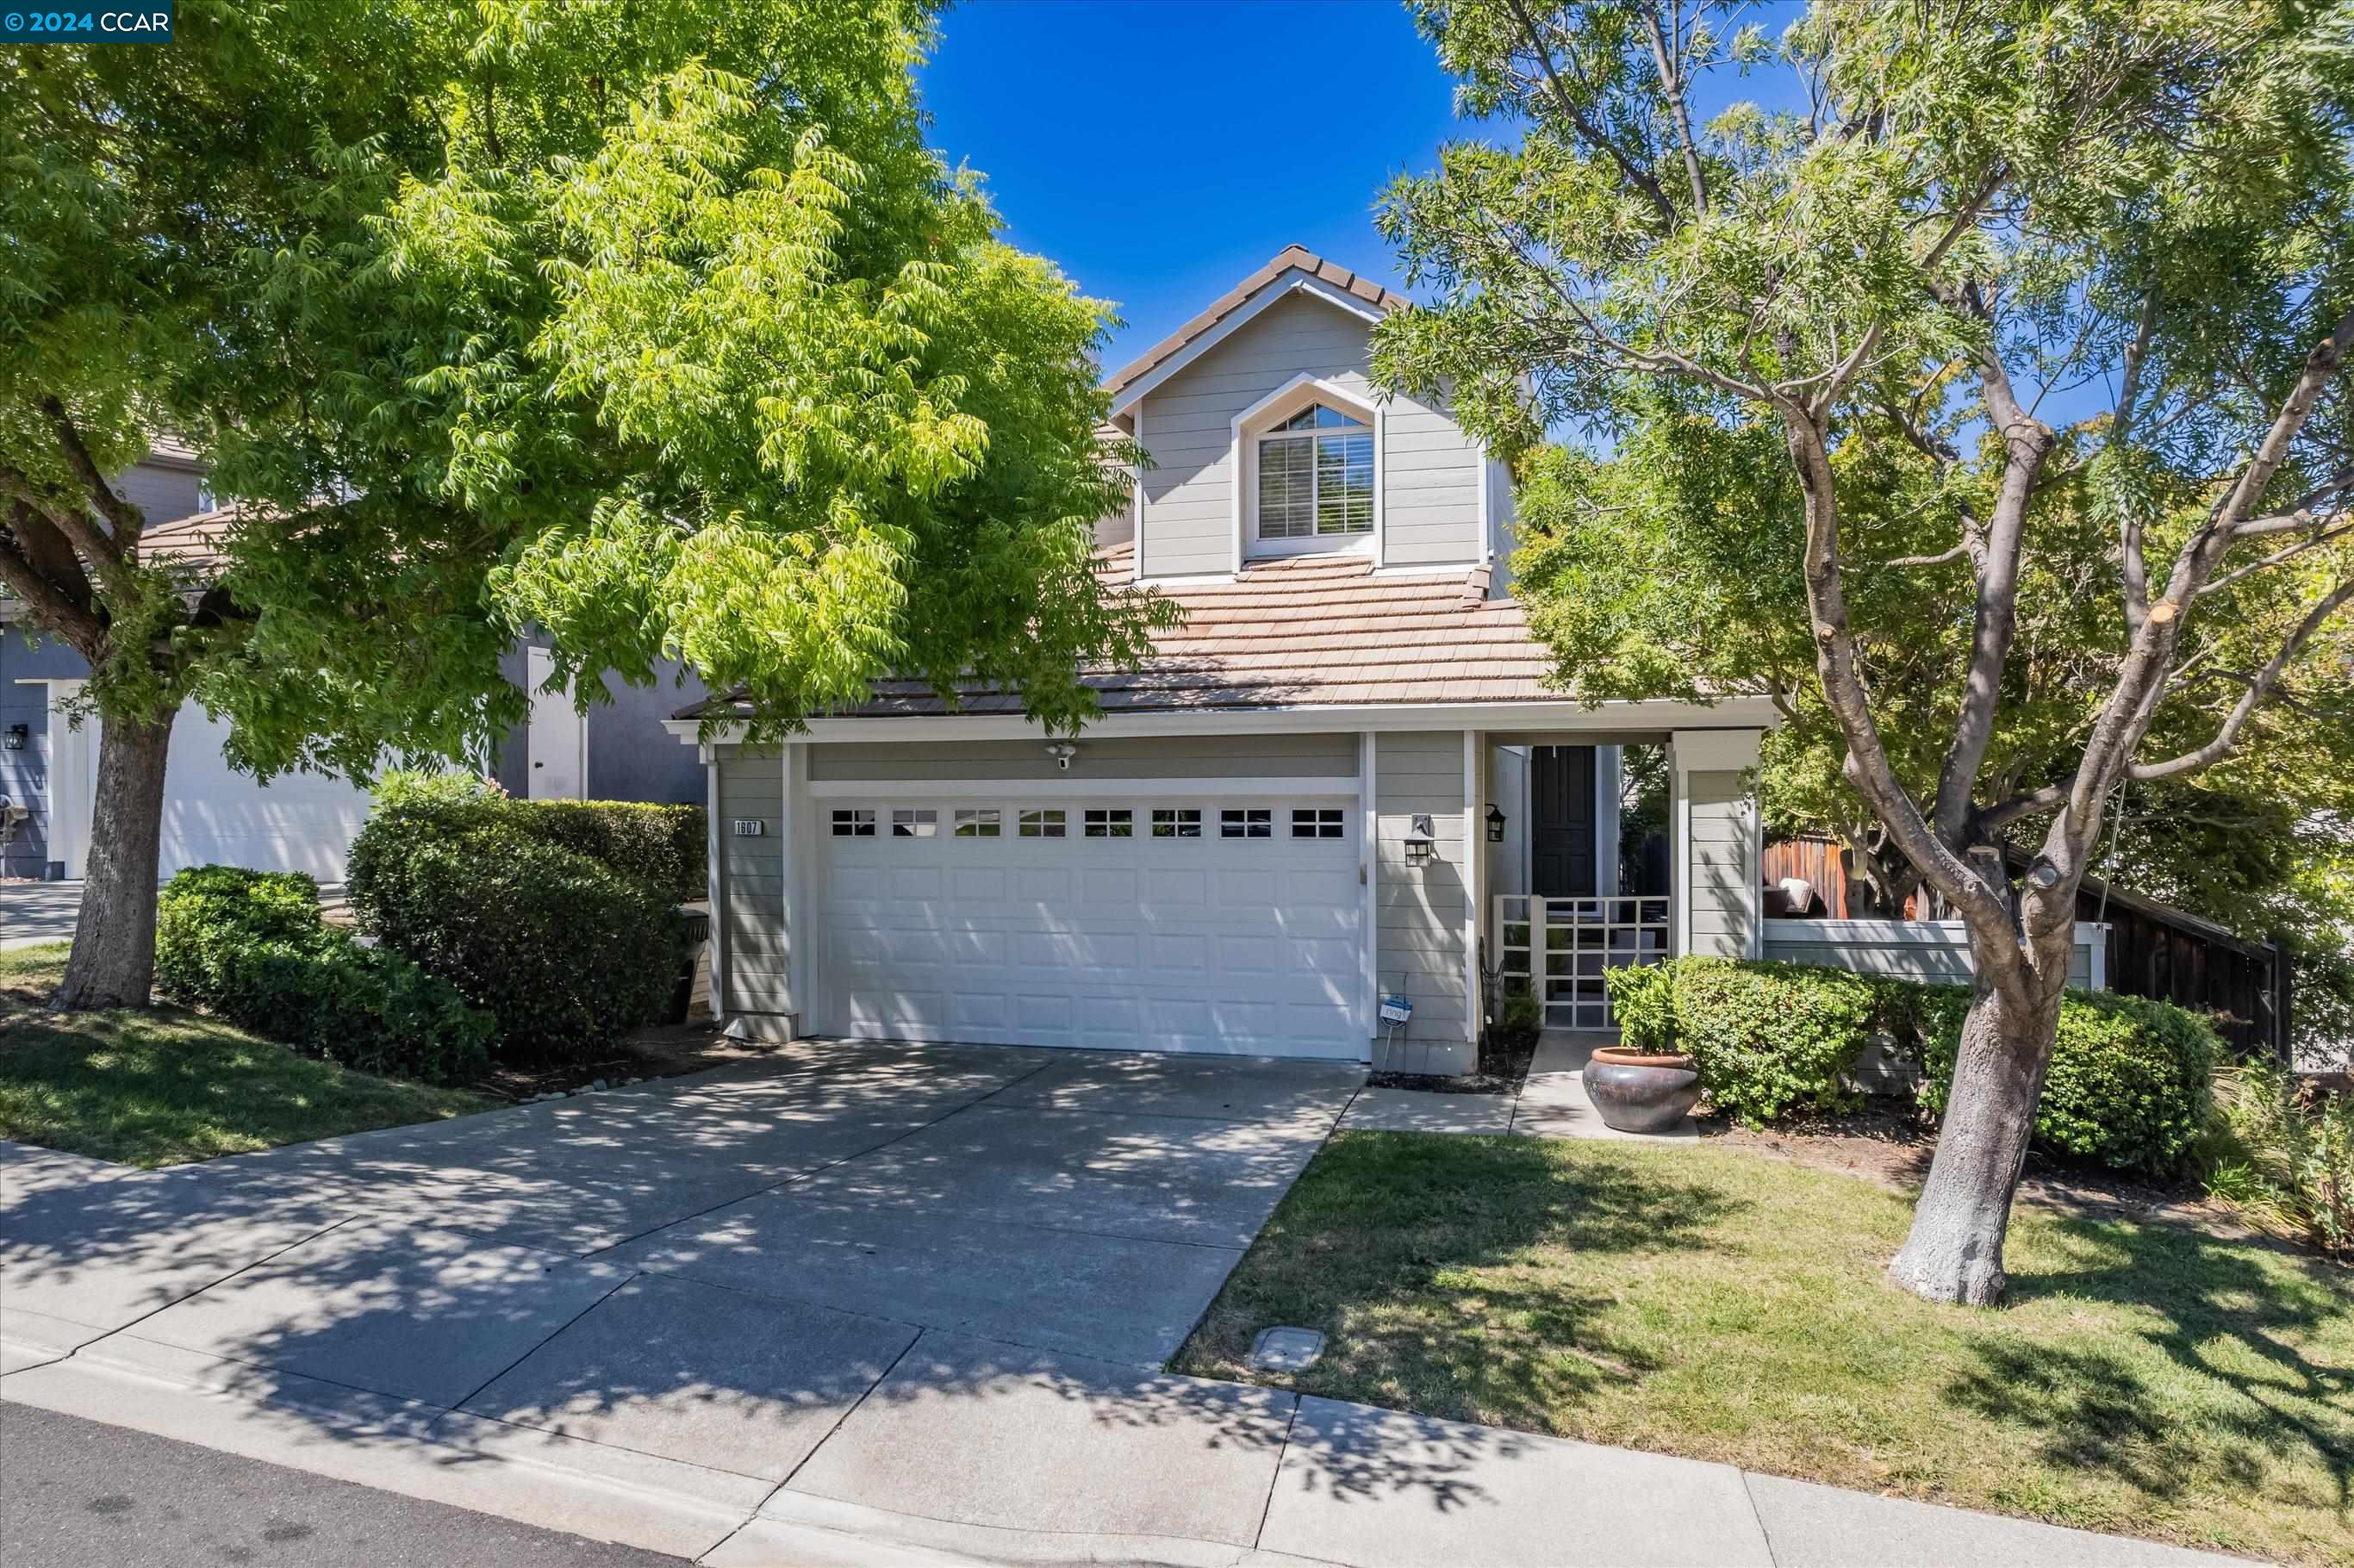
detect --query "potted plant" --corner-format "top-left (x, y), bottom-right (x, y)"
top-left (1591, 963), bottom-right (1700, 1133)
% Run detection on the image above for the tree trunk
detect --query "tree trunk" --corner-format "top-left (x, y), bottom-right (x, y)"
top-left (1885, 927), bottom-right (2072, 1305)
top-left (51, 714), bottom-right (173, 1011)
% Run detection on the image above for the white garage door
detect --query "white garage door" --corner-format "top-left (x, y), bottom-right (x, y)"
top-left (817, 794), bottom-right (1366, 1059)
top-left (156, 706), bottom-right (371, 880)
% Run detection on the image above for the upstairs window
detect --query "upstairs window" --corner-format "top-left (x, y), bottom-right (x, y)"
top-left (1257, 404), bottom-right (1372, 542)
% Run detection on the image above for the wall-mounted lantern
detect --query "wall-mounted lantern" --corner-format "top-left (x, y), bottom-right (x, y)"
top-left (1485, 802), bottom-right (1505, 843)
top-left (1404, 813), bottom-right (1437, 868)
top-left (3, 725), bottom-right (25, 752)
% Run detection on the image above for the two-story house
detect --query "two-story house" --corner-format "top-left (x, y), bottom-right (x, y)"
top-left (675, 248), bottom-right (1780, 1072)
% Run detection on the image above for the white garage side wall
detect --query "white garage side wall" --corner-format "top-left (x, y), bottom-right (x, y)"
top-left (1373, 729), bottom-right (1471, 1073)
top-left (40, 688), bottom-right (371, 881)
top-left (716, 748), bottom-right (792, 1025)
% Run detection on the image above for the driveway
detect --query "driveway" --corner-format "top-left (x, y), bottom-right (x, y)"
top-left (2, 1042), bottom-right (1366, 1554)
top-left (0, 881), bottom-right (82, 950)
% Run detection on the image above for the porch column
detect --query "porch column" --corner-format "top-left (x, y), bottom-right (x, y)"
top-left (1669, 729), bottom-right (1764, 959)
top-left (1463, 729), bottom-right (1484, 1048)
top-left (703, 746), bottom-right (727, 1024)
top-left (780, 740), bottom-right (813, 1034)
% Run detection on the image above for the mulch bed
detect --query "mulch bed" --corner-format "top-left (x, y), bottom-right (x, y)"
top-left (468, 1017), bottom-right (791, 1101)
top-left (1367, 1036), bottom-right (1537, 1096)
top-left (1697, 1095), bottom-right (2259, 1242)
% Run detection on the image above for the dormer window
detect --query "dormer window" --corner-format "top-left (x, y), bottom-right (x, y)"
top-left (1257, 404), bottom-right (1373, 543)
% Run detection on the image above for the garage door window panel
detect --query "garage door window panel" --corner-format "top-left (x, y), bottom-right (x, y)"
top-left (1220, 808), bottom-right (1272, 838)
top-left (831, 808), bottom-right (876, 837)
top-left (1084, 808), bottom-right (1134, 838)
top-left (1152, 808), bottom-right (1202, 838)
top-left (954, 809), bottom-right (1000, 837)
top-left (1019, 808), bottom-right (1067, 839)
top-left (893, 808), bottom-right (937, 837)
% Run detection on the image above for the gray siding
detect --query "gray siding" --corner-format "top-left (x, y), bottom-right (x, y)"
top-left (1685, 768), bottom-right (1754, 958)
top-left (1135, 292), bottom-right (1482, 578)
top-left (808, 731), bottom-right (1358, 784)
top-left (1375, 731), bottom-right (1467, 1042)
top-left (116, 458), bottom-right (205, 527)
top-left (715, 748), bottom-right (792, 1019)
top-left (1764, 921), bottom-right (2097, 988)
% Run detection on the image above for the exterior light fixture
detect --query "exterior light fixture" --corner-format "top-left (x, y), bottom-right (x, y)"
top-left (1485, 802), bottom-right (1505, 843)
top-left (1404, 813), bottom-right (1437, 868)
top-left (3, 725), bottom-right (24, 751)
top-left (1045, 741), bottom-right (1078, 771)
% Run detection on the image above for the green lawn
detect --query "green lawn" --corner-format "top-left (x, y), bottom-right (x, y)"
top-left (1174, 1130), bottom-right (2354, 1568)
top-left (0, 942), bottom-right (495, 1167)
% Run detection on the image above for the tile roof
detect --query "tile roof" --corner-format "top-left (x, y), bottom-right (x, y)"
top-left (141, 432), bottom-right (203, 467)
top-left (680, 544), bottom-right (1572, 722)
top-left (137, 505), bottom-right (241, 576)
top-left (1100, 246), bottom-right (1408, 401)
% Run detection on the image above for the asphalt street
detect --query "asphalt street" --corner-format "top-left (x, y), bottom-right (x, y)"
top-left (0, 1401), bottom-right (684, 1566)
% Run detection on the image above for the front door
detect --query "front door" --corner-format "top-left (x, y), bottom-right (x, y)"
top-left (1530, 745), bottom-right (1597, 897)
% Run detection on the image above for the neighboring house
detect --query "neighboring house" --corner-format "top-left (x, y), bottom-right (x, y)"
top-left (0, 442), bottom-right (707, 882)
top-left (675, 247), bottom-right (1787, 1072)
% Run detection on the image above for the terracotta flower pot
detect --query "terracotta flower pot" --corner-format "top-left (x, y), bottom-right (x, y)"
top-left (1584, 1047), bottom-right (1701, 1134)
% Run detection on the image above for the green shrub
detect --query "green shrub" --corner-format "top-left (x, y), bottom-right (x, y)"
top-left (349, 817), bottom-right (681, 1063)
top-left (1920, 989), bottom-right (2220, 1177)
top-left (1601, 963), bottom-right (1678, 1054)
top-left (369, 770), bottom-right (705, 899)
top-left (2203, 1061), bottom-right (2351, 1256)
top-left (511, 800), bottom-right (706, 901)
top-left (1488, 986), bottom-right (1542, 1050)
top-left (154, 866), bottom-right (490, 1082)
top-left (1671, 958), bottom-right (1878, 1125)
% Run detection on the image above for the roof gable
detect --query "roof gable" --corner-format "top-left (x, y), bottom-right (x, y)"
top-left (1102, 246), bottom-right (1406, 416)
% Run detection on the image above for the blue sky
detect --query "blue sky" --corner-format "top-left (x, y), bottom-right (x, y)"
top-left (922, 0), bottom-right (1462, 377)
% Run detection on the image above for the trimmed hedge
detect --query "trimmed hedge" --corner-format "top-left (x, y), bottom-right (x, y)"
top-left (1920, 986), bottom-right (2220, 1177)
top-left (1673, 959), bottom-right (1881, 1124)
top-left (369, 771), bottom-right (705, 899)
top-left (1603, 955), bottom-right (2220, 1174)
top-left (154, 867), bottom-right (491, 1083)
top-left (348, 806), bottom-right (683, 1063)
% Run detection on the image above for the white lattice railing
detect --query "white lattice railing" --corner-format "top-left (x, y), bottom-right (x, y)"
top-left (1493, 894), bottom-right (1672, 1030)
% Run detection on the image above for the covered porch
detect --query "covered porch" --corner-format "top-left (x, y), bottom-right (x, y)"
top-left (1475, 727), bottom-right (1764, 1042)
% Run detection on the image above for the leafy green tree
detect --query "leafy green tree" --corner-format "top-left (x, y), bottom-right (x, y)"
top-left (1373, 0), bottom-right (2353, 1304)
top-left (3, 1), bottom-right (1163, 1009)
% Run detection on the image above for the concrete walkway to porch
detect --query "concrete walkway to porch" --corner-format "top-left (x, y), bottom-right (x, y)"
top-left (1342, 1030), bottom-right (1700, 1141)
